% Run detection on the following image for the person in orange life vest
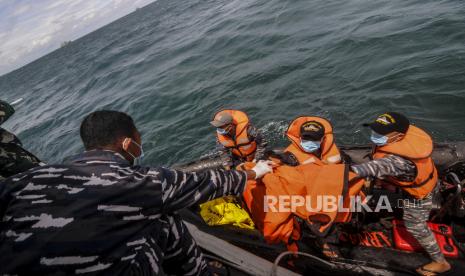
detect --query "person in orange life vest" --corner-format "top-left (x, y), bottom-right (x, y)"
top-left (283, 117), bottom-right (342, 166)
top-left (211, 110), bottom-right (267, 166)
top-left (351, 112), bottom-right (450, 276)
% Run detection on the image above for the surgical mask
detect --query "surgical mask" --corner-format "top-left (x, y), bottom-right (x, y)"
top-left (216, 128), bottom-right (228, 135)
top-left (123, 139), bottom-right (144, 166)
top-left (370, 131), bottom-right (388, 146)
top-left (300, 139), bottom-right (321, 153)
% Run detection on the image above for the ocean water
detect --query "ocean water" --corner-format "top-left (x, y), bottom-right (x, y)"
top-left (1, 0), bottom-right (465, 166)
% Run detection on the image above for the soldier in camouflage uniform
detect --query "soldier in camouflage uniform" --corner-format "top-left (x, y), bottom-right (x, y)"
top-left (0, 110), bottom-right (272, 275)
top-left (0, 100), bottom-right (42, 180)
top-left (351, 112), bottom-right (451, 275)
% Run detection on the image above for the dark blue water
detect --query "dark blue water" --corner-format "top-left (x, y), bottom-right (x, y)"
top-left (1, 0), bottom-right (465, 166)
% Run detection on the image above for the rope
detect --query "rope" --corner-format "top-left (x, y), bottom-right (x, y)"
top-left (271, 251), bottom-right (336, 276)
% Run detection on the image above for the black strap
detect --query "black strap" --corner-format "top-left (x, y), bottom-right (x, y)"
top-left (342, 164), bottom-right (350, 198)
top-left (270, 151), bottom-right (299, 166)
top-left (403, 169), bottom-right (435, 188)
top-left (368, 145), bottom-right (377, 160)
top-left (382, 169), bottom-right (434, 190)
top-left (294, 211), bottom-right (332, 238)
top-left (401, 159), bottom-right (436, 188)
top-left (320, 138), bottom-right (333, 156)
top-left (305, 220), bottom-right (333, 238)
top-left (235, 140), bottom-right (254, 147)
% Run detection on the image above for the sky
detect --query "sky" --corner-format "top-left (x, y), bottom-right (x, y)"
top-left (0, 0), bottom-right (155, 76)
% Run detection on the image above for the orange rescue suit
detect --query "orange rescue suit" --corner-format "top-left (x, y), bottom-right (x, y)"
top-left (285, 116), bottom-right (341, 165)
top-left (215, 110), bottom-right (257, 161)
top-left (373, 125), bottom-right (438, 199)
top-left (242, 162), bottom-right (365, 247)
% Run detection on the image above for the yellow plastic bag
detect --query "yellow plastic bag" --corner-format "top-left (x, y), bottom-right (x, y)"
top-left (200, 196), bottom-right (255, 230)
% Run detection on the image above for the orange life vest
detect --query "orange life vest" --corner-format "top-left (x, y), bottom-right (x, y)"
top-left (215, 110), bottom-right (257, 161)
top-left (285, 116), bottom-right (341, 165)
top-left (242, 162), bottom-right (364, 247)
top-left (373, 125), bottom-right (437, 199)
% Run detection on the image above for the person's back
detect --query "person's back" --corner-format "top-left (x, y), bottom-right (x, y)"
top-left (0, 110), bottom-right (272, 275)
top-left (0, 151), bottom-right (200, 274)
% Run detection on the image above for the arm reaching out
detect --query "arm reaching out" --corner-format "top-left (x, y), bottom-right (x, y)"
top-left (351, 154), bottom-right (416, 181)
top-left (157, 160), bottom-right (273, 213)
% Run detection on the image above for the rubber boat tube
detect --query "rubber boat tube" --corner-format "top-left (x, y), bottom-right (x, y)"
top-left (174, 142), bottom-right (465, 173)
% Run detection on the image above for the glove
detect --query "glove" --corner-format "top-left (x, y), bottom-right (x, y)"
top-left (252, 160), bottom-right (274, 179)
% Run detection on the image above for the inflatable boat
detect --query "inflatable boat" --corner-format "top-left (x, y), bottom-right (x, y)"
top-left (175, 143), bottom-right (465, 275)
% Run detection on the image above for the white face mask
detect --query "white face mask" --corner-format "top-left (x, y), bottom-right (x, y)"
top-left (216, 128), bottom-right (228, 135)
top-left (370, 131), bottom-right (388, 146)
top-left (300, 139), bottom-right (321, 153)
top-left (123, 139), bottom-right (144, 166)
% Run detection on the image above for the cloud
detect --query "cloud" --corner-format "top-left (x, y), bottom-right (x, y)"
top-left (0, 0), bottom-right (155, 76)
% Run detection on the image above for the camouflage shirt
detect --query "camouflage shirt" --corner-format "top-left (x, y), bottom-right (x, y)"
top-left (0, 100), bottom-right (15, 125)
top-left (350, 154), bottom-right (416, 182)
top-left (0, 100), bottom-right (42, 180)
top-left (0, 150), bottom-right (247, 275)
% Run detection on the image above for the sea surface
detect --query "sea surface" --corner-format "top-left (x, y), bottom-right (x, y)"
top-left (1, 0), bottom-right (465, 166)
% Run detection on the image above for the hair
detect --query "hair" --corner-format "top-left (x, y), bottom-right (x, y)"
top-left (80, 110), bottom-right (137, 150)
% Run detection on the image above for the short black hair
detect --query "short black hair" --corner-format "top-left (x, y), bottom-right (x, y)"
top-left (80, 110), bottom-right (137, 150)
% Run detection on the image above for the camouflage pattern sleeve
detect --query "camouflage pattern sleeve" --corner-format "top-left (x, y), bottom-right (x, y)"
top-left (0, 101), bottom-right (42, 178)
top-left (350, 154), bottom-right (416, 181)
top-left (161, 215), bottom-right (209, 275)
top-left (0, 150), bottom-right (243, 275)
top-left (156, 167), bottom-right (246, 214)
top-left (0, 100), bottom-right (15, 125)
top-left (0, 133), bottom-right (42, 179)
